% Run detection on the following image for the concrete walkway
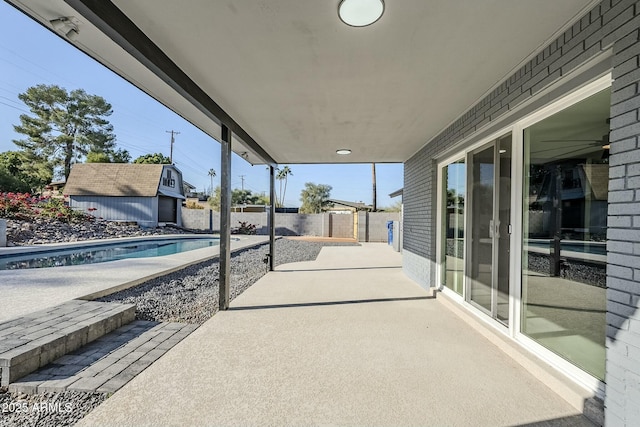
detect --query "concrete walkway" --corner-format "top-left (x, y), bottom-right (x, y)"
top-left (79, 243), bottom-right (593, 426)
top-left (0, 235), bottom-right (268, 322)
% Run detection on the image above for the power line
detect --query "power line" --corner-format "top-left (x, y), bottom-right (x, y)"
top-left (0, 99), bottom-right (29, 114)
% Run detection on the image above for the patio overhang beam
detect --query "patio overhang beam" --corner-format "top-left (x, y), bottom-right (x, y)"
top-left (64, 0), bottom-right (276, 166)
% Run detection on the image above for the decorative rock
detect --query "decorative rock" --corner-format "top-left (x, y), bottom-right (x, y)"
top-left (6, 218), bottom-right (193, 246)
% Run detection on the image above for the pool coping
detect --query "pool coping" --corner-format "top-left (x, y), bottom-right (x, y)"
top-left (0, 234), bottom-right (223, 256)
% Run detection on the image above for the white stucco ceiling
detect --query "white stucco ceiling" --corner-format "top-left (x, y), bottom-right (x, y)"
top-left (9, 0), bottom-right (598, 165)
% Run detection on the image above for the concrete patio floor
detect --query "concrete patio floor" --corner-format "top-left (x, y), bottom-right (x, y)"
top-left (78, 243), bottom-right (594, 426)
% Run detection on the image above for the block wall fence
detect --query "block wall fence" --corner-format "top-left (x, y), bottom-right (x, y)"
top-left (181, 209), bottom-right (399, 242)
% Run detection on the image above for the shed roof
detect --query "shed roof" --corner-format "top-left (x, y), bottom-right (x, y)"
top-left (64, 163), bottom-right (165, 197)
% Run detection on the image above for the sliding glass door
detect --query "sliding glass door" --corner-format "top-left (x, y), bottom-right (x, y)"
top-left (467, 135), bottom-right (512, 325)
top-left (521, 88), bottom-right (610, 380)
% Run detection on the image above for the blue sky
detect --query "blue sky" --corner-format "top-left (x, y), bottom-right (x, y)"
top-left (0, 3), bottom-right (403, 208)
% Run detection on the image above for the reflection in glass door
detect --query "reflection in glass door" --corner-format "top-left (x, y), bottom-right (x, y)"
top-left (467, 135), bottom-right (512, 325)
top-left (442, 159), bottom-right (465, 295)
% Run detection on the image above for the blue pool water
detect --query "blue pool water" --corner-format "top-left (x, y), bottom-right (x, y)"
top-left (0, 238), bottom-right (220, 270)
top-left (526, 239), bottom-right (606, 256)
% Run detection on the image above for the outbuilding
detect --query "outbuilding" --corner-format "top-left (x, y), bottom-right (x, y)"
top-left (64, 163), bottom-right (185, 228)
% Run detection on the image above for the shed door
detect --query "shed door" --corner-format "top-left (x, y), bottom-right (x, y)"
top-left (158, 196), bottom-right (177, 223)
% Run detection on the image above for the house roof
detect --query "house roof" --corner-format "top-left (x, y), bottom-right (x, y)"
top-left (328, 199), bottom-right (372, 211)
top-left (5, 0), bottom-right (596, 165)
top-left (389, 189), bottom-right (403, 198)
top-left (64, 163), bottom-right (165, 197)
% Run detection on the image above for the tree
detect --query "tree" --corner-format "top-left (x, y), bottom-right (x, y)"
top-left (256, 193), bottom-right (270, 206)
top-left (207, 186), bottom-right (266, 211)
top-left (208, 169), bottom-right (216, 197)
top-left (13, 84), bottom-right (116, 181)
top-left (0, 150), bottom-right (51, 192)
top-left (446, 189), bottom-right (464, 208)
top-left (208, 186), bottom-right (221, 211)
top-left (111, 148), bottom-right (131, 163)
top-left (299, 182), bottom-right (332, 214)
top-left (232, 189), bottom-right (262, 205)
top-left (380, 200), bottom-right (402, 212)
top-left (86, 148), bottom-right (130, 163)
top-left (276, 165), bottom-right (293, 207)
top-left (133, 152), bottom-right (171, 164)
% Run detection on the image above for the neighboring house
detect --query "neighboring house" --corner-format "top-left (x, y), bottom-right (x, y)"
top-left (42, 180), bottom-right (66, 199)
top-left (231, 204), bottom-right (267, 213)
top-left (64, 163), bottom-right (185, 227)
top-left (326, 199), bottom-right (373, 213)
top-left (182, 180), bottom-right (197, 198)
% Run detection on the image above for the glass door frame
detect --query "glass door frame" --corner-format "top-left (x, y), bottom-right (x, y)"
top-left (512, 74), bottom-right (611, 396)
top-left (464, 138), bottom-right (512, 325)
top-left (435, 73), bottom-right (611, 397)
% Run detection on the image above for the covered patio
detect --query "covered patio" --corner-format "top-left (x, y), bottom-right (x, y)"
top-left (7, 0), bottom-right (637, 425)
top-left (77, 243), bottom-right (593, 426)
top-left (3, 0), bottom-right (602, 310)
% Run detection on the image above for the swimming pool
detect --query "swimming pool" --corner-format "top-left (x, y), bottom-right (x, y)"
top-left (0, 238), bottom-right (220, 270)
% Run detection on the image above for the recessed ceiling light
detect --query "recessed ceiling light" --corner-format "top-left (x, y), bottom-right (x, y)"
top-left (336, 149), bottom-right (352, 155)
top-left (338, 0), bottom-right (384, 27)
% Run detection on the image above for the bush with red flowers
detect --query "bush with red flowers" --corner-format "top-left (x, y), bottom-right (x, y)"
top-left (0, 192), bottom-right (93, 223)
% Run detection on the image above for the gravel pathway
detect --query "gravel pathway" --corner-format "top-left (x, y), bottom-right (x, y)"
top-left (0, 238), bottom-right (357, 426)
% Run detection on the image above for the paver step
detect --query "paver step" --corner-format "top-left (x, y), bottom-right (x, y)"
top-left (9, 320), bottom-right (198, 394)
top-left (0, 300), bottom-right (135, 386)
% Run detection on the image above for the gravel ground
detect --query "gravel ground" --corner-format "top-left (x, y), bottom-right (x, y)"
top-left (0, 389), bottom-right (107, 427)
top-left (0, 238), bottom-right (357, 426)
top-left (98, 238), bottom-right (357, 324)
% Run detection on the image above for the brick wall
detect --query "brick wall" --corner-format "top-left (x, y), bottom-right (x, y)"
top-left (606, 13), bottom-right (640, 427)
top-left (368, 212), bottom-right (401, 242)
top-left (403, 0), bottom-right (639, 286)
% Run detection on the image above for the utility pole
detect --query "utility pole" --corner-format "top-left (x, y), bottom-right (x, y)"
top-left (239, 175), bottom-right (246, 191)
top-left (166, 130), bottom-right (180, 164)
top-left (372, 163), bottom-right (377, 212)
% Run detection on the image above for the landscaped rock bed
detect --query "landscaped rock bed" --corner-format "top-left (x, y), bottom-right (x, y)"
top-left (5, 218), bottom-right (194, 246)
top-left (1, 237), bottom-right (357, 426)
top-left (0, 389), bottom-right (107, 427)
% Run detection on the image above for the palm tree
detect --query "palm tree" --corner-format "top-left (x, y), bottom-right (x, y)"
top-left (208, 168), bottom-right (216, 197)
top-left (276, 166), bottom-right (293, 207)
